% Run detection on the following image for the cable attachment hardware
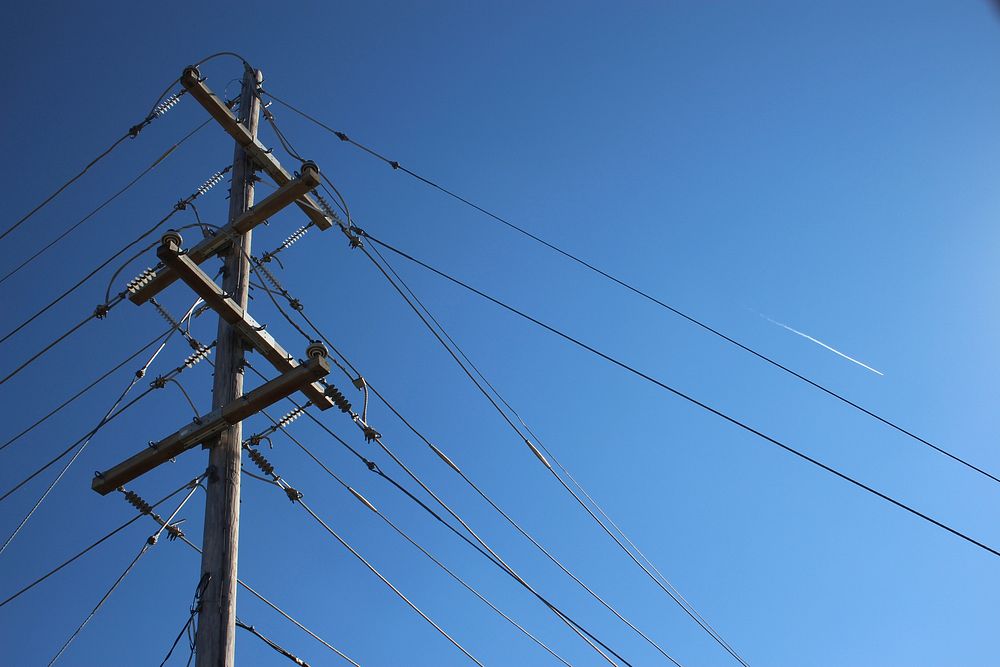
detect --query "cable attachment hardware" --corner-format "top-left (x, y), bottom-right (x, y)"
top-left (245, 446), bottom-right (276, 477)
top-left (150, 376), bottom-right (167, 389)
top-left (361, 422), bottom-right (381, 443)
top-left (126, 267), bottom-right (156, 295)
top-left (324, 385), bottom-right (352, 413)
top-left (283, 486), bottom-right (303, 502)
top-left (195, 168), bottom-right (229, 198)
top-left (93, 303), bottom-right (111, 319)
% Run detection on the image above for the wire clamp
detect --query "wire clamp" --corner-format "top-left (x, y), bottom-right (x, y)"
top-left (93, 303), bottom-right (111, 319)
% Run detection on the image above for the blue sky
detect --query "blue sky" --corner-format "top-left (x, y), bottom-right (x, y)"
top-left (2, 1), bottom-right (999, 665)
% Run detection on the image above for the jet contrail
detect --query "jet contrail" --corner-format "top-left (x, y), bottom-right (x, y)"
top-left (759, 314), bottom-right (884, 376)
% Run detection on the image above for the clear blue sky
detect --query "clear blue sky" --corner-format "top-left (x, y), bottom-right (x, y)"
top-left (2, 2), bottom-right (999, 665)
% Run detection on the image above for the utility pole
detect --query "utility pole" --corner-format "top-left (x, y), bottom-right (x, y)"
top-left (195, 65), bottom-right (260, 667)
top-left (90, 62), bottom-right (338, 667)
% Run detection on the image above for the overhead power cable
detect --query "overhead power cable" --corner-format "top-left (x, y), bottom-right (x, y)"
top-left (159, 573), bottom-right (210, 667)
top-left (0, 301), bottom-right (207, 510)
top-left (357, 243), bottom-right (684, 665)
top-left (48, 480), bottom-right (201, 666)
top-left (0, 163), bottom-right (230, 350)
top-left (0, 327), bottom-right (174, 454)
top-left (0, 87), bottom-right (190, 244)
top-left (257, 410), bottom-right (575, 667)
top-left (364, 232), bottom-right (1000, 560)
top-left (241, 447), bottom-right (485, 667)
top-left (261, 90), bottom-right (1000, 490)
top-left (0, 118), bottom-right (213, 286)
top-left (0, 478), bottom-right (197, 609)
top-left (236, 619), bottom-right (311, 667)
top-left (365, 240), bottom-right (744, 665)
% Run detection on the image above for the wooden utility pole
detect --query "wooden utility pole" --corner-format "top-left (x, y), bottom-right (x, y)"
top-left (195, 65), bottom-right (261, 667)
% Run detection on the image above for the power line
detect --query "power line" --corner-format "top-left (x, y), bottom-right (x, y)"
top-left (363, 232), bottom-right (1000, 560)
top-left (0, 118), bottom-right (212, 286)
top-left (0, 326), bottom-right (174, 454)
top-left (357, 243), bottom-right (686, 665)
top-left (241, 447), bottom-right (486, 667)
top-left (48, 481), bottom-right (201, 665)
top-left (236, 619), bottom-right (311, 667)
top-left (260, 90), bottom-right (1000, 490)
top-left (0, 478), bottom-right (195, 609)
top-left (242, 361), bottom-right (627, 667)
top-left (258, 409), bottom-right (575, 667)
top-left (365, 240), bottom-right (746, 666)
top-left (0, 86), bottom-right (189, 244)
top-left (0, 164), bottom-right (230, 348)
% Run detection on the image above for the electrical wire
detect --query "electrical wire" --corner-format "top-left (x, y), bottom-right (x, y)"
top-left (259, 411), bottom-right (575, 667)
top-left (363, 232), bottom-right (1000, 560)
top-left (261, 90), bottom-right (1000, 490)
top-left (0, 163), bottom-right (230, 348)
top-left (0, 478), bottom-right (195, 609)
top-left (0, 118), bottom-right (213, 286)
top-left (0, 326), bottom-right (174, 454)
top-left (47, 481), bottom-right (202, 665)
top-left (365, 240), bottom-right (744, 665)
top-left (0, 302), bottom-right (197, 555)
top-left (244, 447), bottom-right (485, 664)
top-left (236, 619), bottom-right (311, 666)
top-left (0, 301), bottom-right (202, 508)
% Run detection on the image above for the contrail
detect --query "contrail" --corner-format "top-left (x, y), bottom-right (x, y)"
top-left (759, 314), bottom-right (884, 376)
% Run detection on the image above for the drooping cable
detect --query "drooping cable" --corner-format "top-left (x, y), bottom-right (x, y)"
top-left (0, 327), bottom-right (174, 454)
top-left (366, 239), bottom-right (743, 665)
top-left (0, 164), bottom-right (230, 349)
top-left (47, 479), bottom-right (203, 665)
top-left (159, 573), bottom-right (210, 667)
top-left (0, 118), bottom-right (213, 286)
top-left (241, 446), bottom-right (485, 667)
top-left (365, 233), bottom-right (1000, 560)
top-left (236, 619), bottom-right (311, 666)
top-left (0, 478), bottom-right (196, 609)
top-left (257, 411), bottom-right (575, 667)
top-left (262, 90), bottom-right (1000, 489)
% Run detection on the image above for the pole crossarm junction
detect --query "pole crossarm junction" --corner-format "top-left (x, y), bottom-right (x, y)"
top-left (156, 238), bottom-right (335, 410)
top-left (91, 353), bottom-right (331, 495)
top-left (180, 66), bottom-right (332, 231)
top-left (129, 164), bottom-right (324, 305)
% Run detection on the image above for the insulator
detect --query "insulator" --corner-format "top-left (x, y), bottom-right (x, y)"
top-left (195, 168), bottom-right (228, 198)
top-left (246, 446), bottom-right (276, 477)
top-left (313, 191), bottom-right (337, 219)
top-left (182, 344), bottom-right (212, 369)
top-left (126, 267), bottom-right (157, 295)
top-left (151, 300), bottom-right (180, 330)
top-left (325, 385), bottom-right (352, 414)
top-left (153, 91), bottom-right (183, 117)
top-left (123, 489), bottom-right (153, 515)
top-left (165, 523), bottom-right (185, 540)
top-left (276, 225), bottom-right (310, 254)
top-left (256, 262), bottom-right (283, 291)
top-left (277, 406), bottom-right (306, 429)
